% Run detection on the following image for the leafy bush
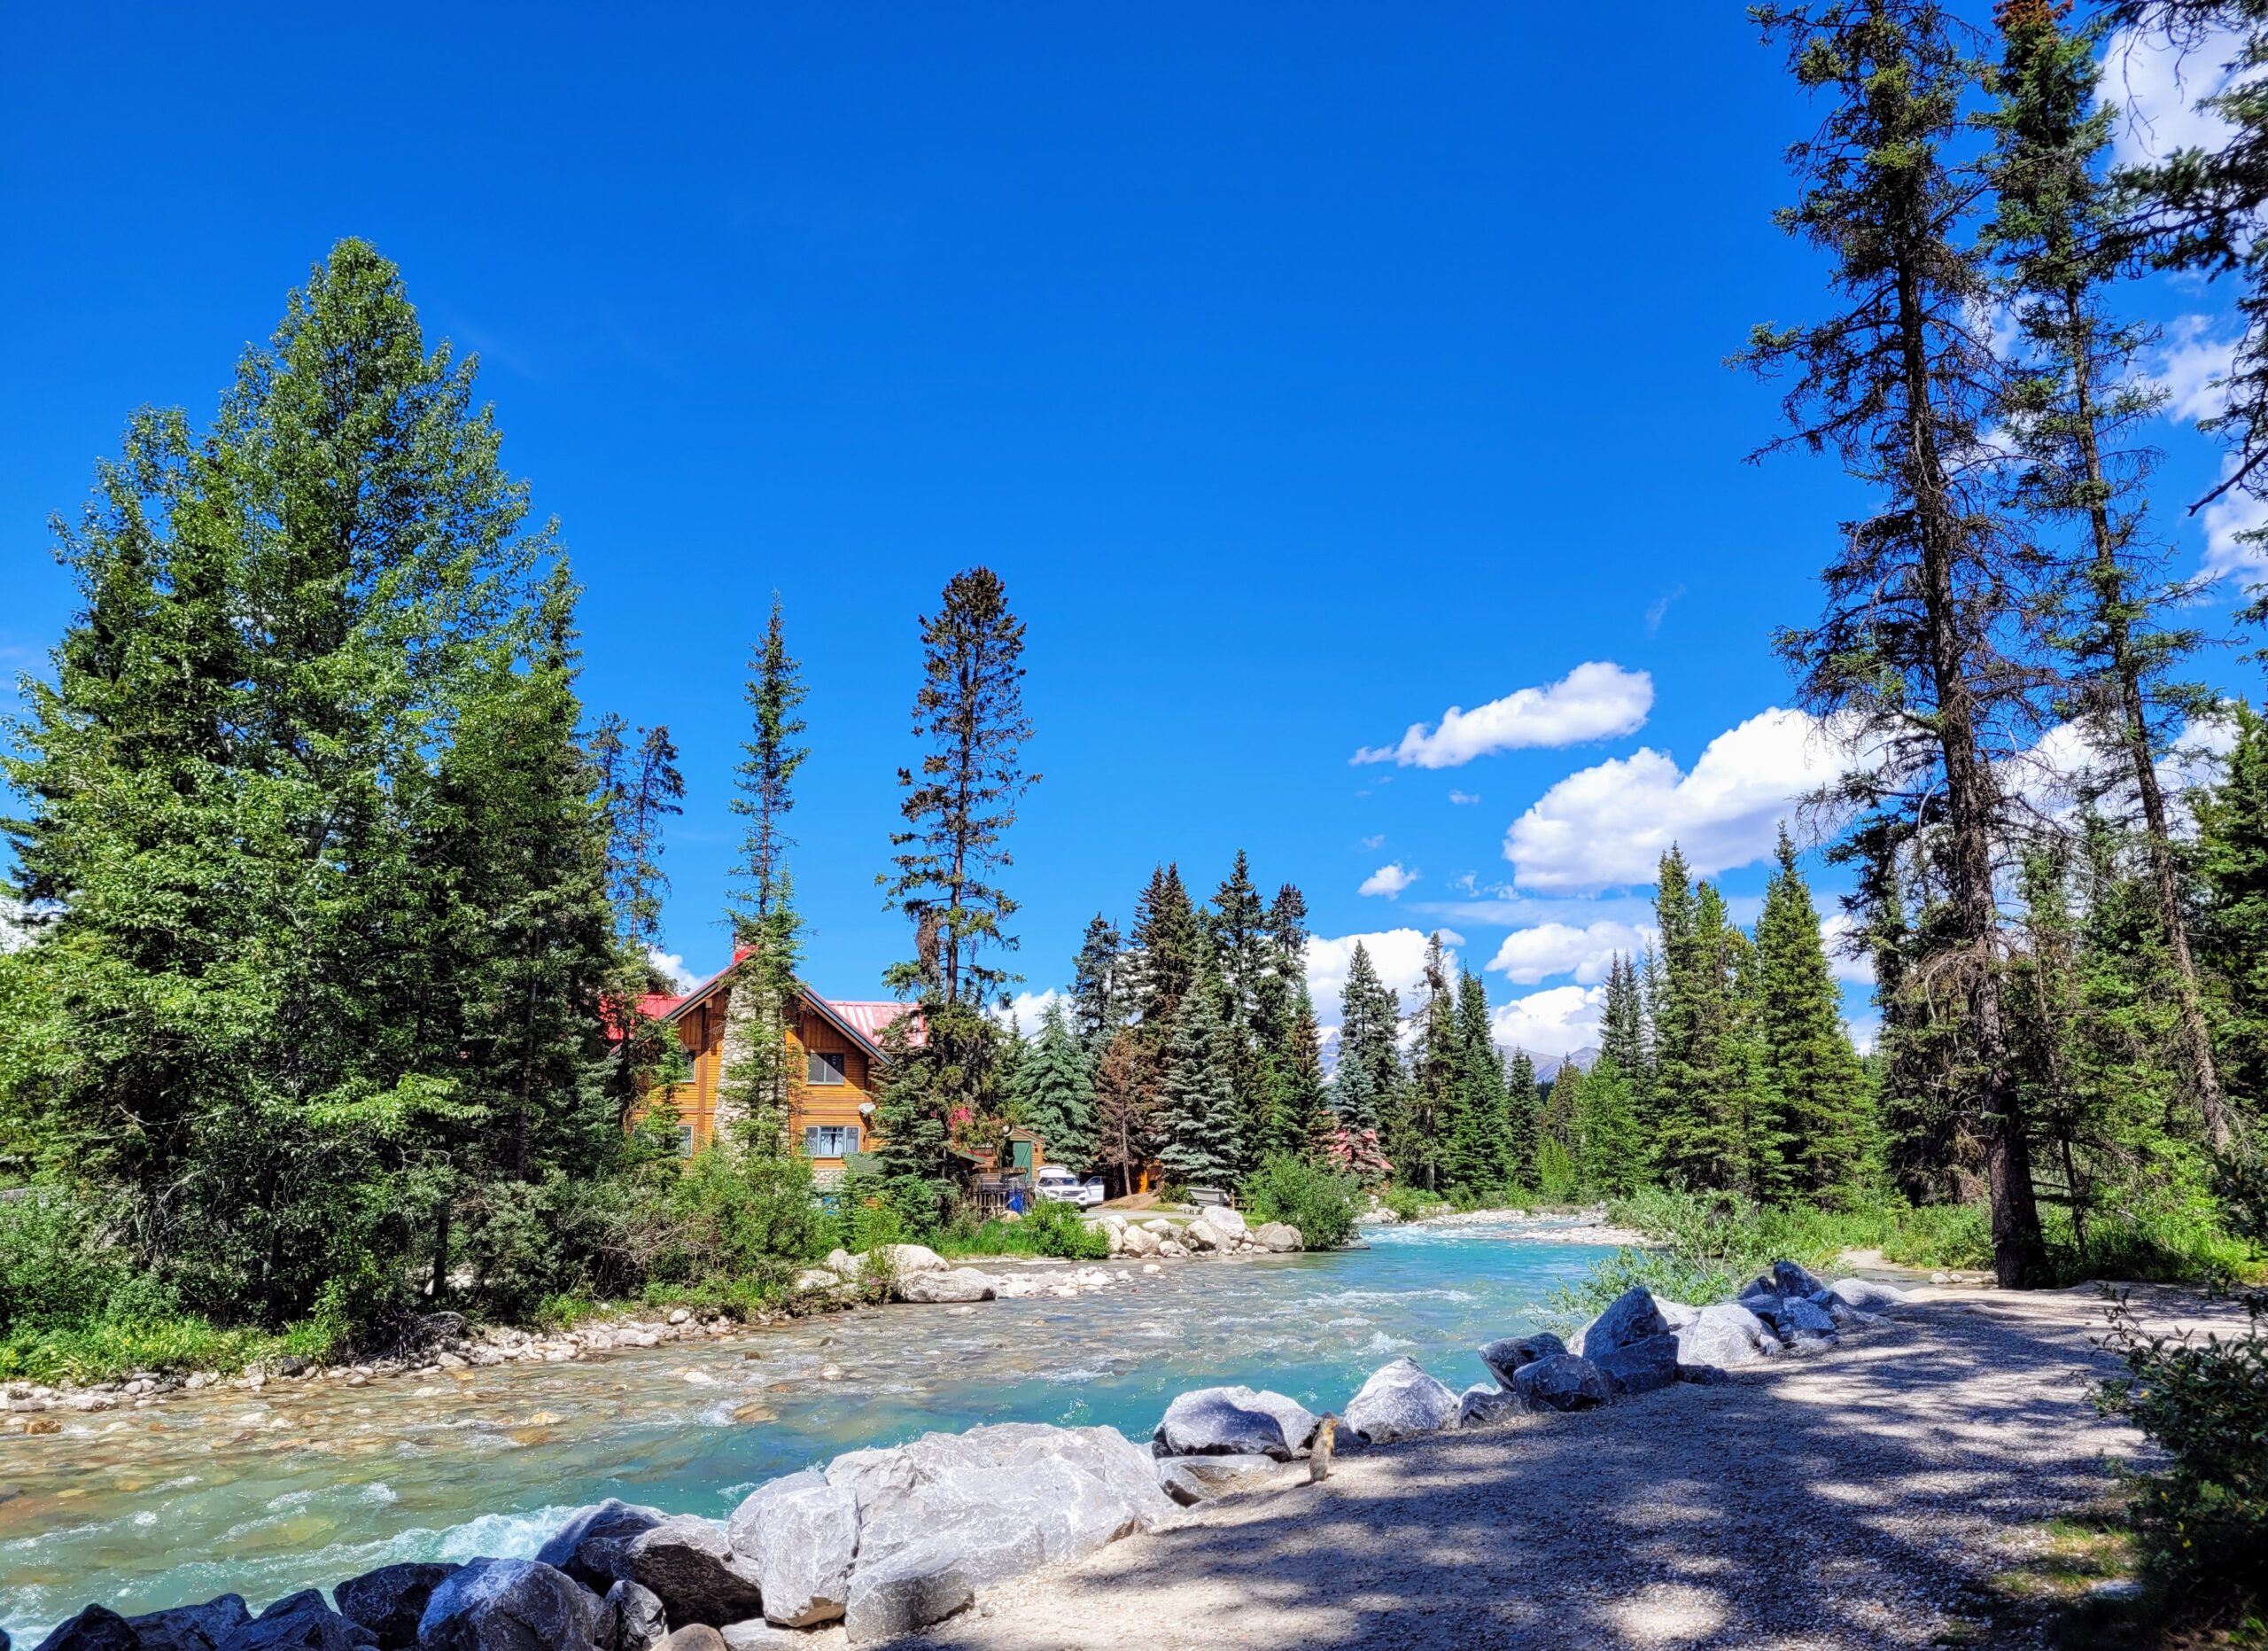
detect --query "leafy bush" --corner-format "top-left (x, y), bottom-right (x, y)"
top-left (1240, 1155), bottom-right (1359, 1250)
top-left (1379, 1184), bottom-right (1449, 1223)
top-left (2093, 1286), bottom-right (2268, 1635)
top-left (942, 1198), bottom-right (1109, 1260)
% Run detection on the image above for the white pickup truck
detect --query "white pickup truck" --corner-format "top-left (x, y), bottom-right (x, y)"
top-left (1034, 1164), bottom-right (1107, 1207)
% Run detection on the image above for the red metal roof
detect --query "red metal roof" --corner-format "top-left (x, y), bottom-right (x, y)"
top-left (819, 998), bottom-right (925, 1049)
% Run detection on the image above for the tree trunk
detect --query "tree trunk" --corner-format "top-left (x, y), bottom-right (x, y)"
top-left (1899, 261), bottom-right (2048, 1289)
top-left (2067, 316), bottom-right (2231, 1149)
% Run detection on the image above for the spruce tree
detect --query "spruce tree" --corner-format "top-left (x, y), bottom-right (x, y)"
top-left (2195, 705), bottom-right (2268, 1105)
top-left (1747, 0), bottom-right (2050, 1285)
top-left (1018, 1001), bottom-right (1097, 1172)
top-left (1157, 982), bottom-right (1241, 1188)
top-left (1444, 970), bottom-right (1513, 1194)
top-left (1069, 914), bottom-right (1128, 1056)
top-left (1755, 827), bottom-right (1868, 1197)
top-left (1987, 0), bottom-right (2229, 1148)
top-left (1396, 932), bottom-right (1458, 1192)
top-left (1131, 865), bottom-right (1203, 1035)
top-left (1571, 1054), bottom-right (1645, 1198)
top-left (1090, 1029), bottom-right (1156, 1200)
top-left (1503, 1047), bottom-right (1541, 1188)
top-left (1332, 942), bottom-right (1396, 1132)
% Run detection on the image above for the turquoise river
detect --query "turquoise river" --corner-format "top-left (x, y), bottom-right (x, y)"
top-left (0, 1216), bottom-right (1619, 1641)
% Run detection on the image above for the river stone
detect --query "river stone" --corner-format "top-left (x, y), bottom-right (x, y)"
top-left (1511, 1352), bottom-right (1610, 1411)
top-left (418, 1559), bottom-right (594, 1651)
top-left (623, 1516), bottom-right (765, 1627)
top-left (1573, 1287), bottom-right (1671, 1359)
top-left (1652, 1297), bottom-right (1700, 1330)
top-left (1744, 1259), bottom-right (1832, 1303)
top-left (1152, 1385), bottom-right (1320, 1460)
top-left (658, 1631), bottom-right (725, 1651)
top-left (335, 1564), bottom-right (457, 1651)
top-left (252, 1599), bottom-right (326, 1624)
top-left (717, 1624), bottom-right (803, 1651)
top-left (1674, 1301), bottom-right (1777, 1372)
top-left (1253, 1222), bottom-right (1303, 1252)
top-left (1343, 1357), bottom-right (1459, 1443)
top-left (841, 1541), bottom-right (978, 1649)
top-left (1177, 1219), bottom-right (1218, 1251)
top-left (790, 1267), bottom-right (843, 1293)
top-left (1759, 1296), bottom-right (1837, 1339)
top-left (1592, 1332), bottom-right (1679, 1396)
top-left (873, 1243), bottom-right (945, 1276)
top-left (1829, 1277), bottom-right (1909, 1312)
top-left (594, 1581), bottom-right (666, 1651)
top-left (726, 1469), bottom-right (858, 1626)
top-left (1456, 1382), bottom-right (1524, 1427)
top-left (32, 1607), bottom-right (138, 1651)
top-left (827, 1421), bottom-right (1175, 1587)
top-left (535, 1498), bottom-right (666, 1591)
top-left (1196, 1206), bottom-right (1247, 1241)
top-left (896, 1266), bottom-right (997, 1304)
top-left (824, 1248), bottom-right (859, 1279)
top-left (1156, 1451), bottom-right (1283, 1504)
top-left (1118, 1223), bottom-right (1161, 1258)
top-left (1477, 1331), bottom-right (1565, 1389)
top-left (127, 1595), bottom-right (252, 1651)
top-left (214, 1606), bottom-right (373, 1651)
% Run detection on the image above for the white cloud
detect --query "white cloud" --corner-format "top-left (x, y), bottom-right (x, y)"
top-left (1503, 707), bottom-right (1856, 893)
top-left (1448, 790), bottom-right (1480, 806)
top-left (2107, 23), bottom-right (2251, 170)
top-left (1358, 834), bottom-right (1386, 851)
top-left (1306, 928), bottom-right (1464, 1026)
top-left (1484, 920), bottom-right (1656, 986)
top-left (2202, 462), bottom-right (2268, 580)
top-left (998, 987), bottom-right (1062, 1039)
top-left (1820, 912), bottom-right (1875, 987)
top-left (2001, 713), bottom-right (2240, 827)
top-left (2154, 315), bottom-right (2239, 426)
top-left (1645, 585), bottom-right (1686, 635)
top-left (1354, 662), bottom-right (1653, 769)
top-left (1488, 985), bottom-right (1605, 1059)
top-left (1359, 862), bottom-right (1417, 899)
top-left (1845, 1012), bottom-right (1881, 1057)
top-left (646, 946), bottom-right (699, 993)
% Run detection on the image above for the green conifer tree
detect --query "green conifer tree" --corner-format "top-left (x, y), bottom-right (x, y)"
top-left (1017, 1001), bottom-right (1097, 1171)
top-left (1157, 982), bottom-right (1241, 1188)
top-left (1754, 826), bottom-right (1868, 1197)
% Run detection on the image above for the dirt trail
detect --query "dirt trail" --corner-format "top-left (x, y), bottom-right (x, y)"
top-left (905, 1284), bottom-right (2225, 1650)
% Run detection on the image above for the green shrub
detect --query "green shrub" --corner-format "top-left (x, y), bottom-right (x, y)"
top-left (940, 1198), bottom-right (1109, 1260)
top-left (1240, 1155), bottom-right (1359, 1250)
top-left (1379, 1184), bottom-right (1449, 1223)
top-left (2093, 1285), bottom-right (2268, 1635)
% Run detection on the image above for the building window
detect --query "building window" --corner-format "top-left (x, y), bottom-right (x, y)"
top-left (675, 1124), bottom-right (695, 1157)
top-left (804, 1125), bottom-right (859, 1158)
top-left (806, 1049), bottom-right (848, 1086)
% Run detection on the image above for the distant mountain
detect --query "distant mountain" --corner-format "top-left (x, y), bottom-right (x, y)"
top-left (1518, 1044), bottom-right (1600, 1084)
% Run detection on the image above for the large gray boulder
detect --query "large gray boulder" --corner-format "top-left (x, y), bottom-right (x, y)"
top-left (535, 1499), bottom-right (666, 1591)
top-left (214, 1598), bottom-right (373, 1651)
top-left (33, 1608), bottom-right (138, 1651)
top-left (1456, 1383), bottom-right (1525, 1428)
top-left (726, 1470), bottom-right (858, 1626)
top-left (1744, 1259), bottom-right (1832, 1302)
top-left (1674, 1301), bottom-right (1778, 1371)
top-left (1343, 1357), bottom-right (1459, 1443)
top-left (128, 1595), bottom-right (252, 1651)
top-left (842, 1542), bottom-right (978, 1648)
top-left (622, 1517), bottom-right (766, 1628)
top-left (1118, 1223), bottom-right (1161, 1258)
top-left (1152, 1385), bottom-right (1320, 1460)
top-left (1154, 1452), bottom-right (1283, 1505)
top-left (1573, 1287), bottom-right (1671, 1359)
top-left (895, 1267), bottom-right (997, 1304)
top-left (827, 1422), bottom-right (1174, 1590)
top-left (873, 1243), bottom-right (946, 1277)
top-left (1512, 1352), bottom-right (1610, 1411)
top-left (594, 1581), bottom-right (667, 1651)
top-left (335, 1564), bottom-right (458, 1651)
top-left (1253, 1222), bottom-right (1303, 1252)
top-left (1591, 1332), bottom-right (1679, 1396)
top-left (1476, 1332), bottom-right (1565, 1390)
top-left (1829, 1277), bottom-right (1909, 1312)
top-left (417, 1560), bottom-right (595, 1651)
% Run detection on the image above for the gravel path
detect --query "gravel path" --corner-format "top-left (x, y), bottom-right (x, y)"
top-left (899, 1283), bottom-right (2225, 1651)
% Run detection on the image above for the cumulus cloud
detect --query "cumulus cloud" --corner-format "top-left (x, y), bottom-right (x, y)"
top-left (1449, 790), bottom-right (1480, 806)
top-left (2107, 23), bottom-right (2251, 170)
top-left (1354, 662), bottom-right (1653, 769)
top-left (646, 946), bottom-right (700, 993)
top-left (1360, 862), bottom-right (1417, 899)
top-left (1488, 985), bottom-right (1605, 1059)
top-left (1359, 834), bottom-right (1386, 851)
top-left (1306, 929), bottom-right (1463, 1027)
top-left (2202, 463), bottom-right (2268, 580)
top-left (2001, 713), bottom-right (2239, 827)
top-left (1484, 920), bottom-right (1656, 986)
top-left (1503, 707), bottom-right (1856, 893)
top-left (998, 987), bottom-right (1062, 1039)
top-left (1820, 912), bottom-right (1875, 988)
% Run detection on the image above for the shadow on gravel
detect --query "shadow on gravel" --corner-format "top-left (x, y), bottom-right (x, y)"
top-left (907, 1292), bottom-right (2156, 1651)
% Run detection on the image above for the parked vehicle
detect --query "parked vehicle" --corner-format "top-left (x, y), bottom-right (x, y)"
top-left (1034, 1164), bottom-right (1107, 1207)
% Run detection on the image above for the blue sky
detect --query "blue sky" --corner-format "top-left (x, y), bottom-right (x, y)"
top-left (4, 4), bottom-right (2261, 1055)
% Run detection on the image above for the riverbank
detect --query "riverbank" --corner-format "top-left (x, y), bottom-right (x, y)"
top-left (901, 1282), bottom-right (2231, 1650)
